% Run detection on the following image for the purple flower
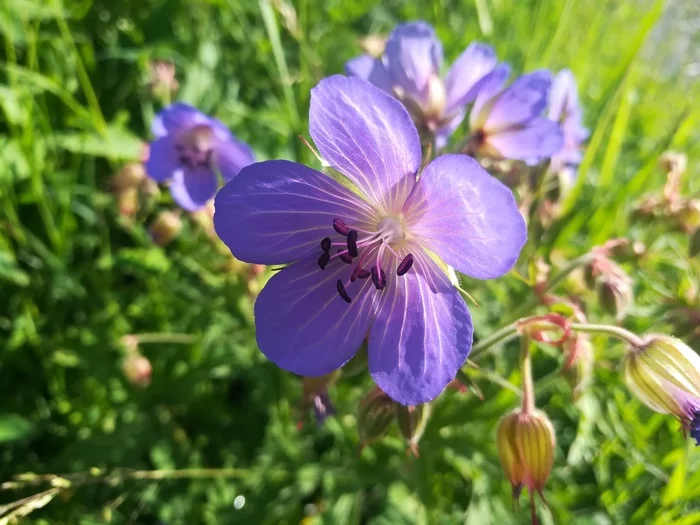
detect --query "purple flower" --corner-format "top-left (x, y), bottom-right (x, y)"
top-left (547, 69), bottom-right (588, 182)
top-left (468, 67), bottom-right (563, 162)
top-left (346, 22), bottom-right (497, 148)
top-left (214, 76), bottom-right (526, 405)
top-left (146, 103), bottom-right (255, 211)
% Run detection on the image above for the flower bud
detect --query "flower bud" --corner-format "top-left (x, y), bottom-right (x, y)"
top-left (497, 410), bottom-right (556, 499)
top-left (122, 353), bottom-right (152, 388)
top-left (117, 187), bottom-right (139, 218)
top-left (357, 388), bottom-right (395, 447)
top-left (396, 403), bottom-right (431, 456)
top-left (561, 334), bottom-right (593, 400)
top-left (300, 372), bottom-right (339, 426)
top-left (597, 271), bottom-right (633, 321)
top-left (690, 228), bottom-right (700, 258)
top-left (111, 163), bottom-right (146, 193)
top-left (149, 210), bottom-right (182, 246)
top-left (623, 334), bottom-right (700, 444)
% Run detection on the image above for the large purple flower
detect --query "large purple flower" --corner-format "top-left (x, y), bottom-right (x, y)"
top-left (468, 67), bottom-right (563, 162)
top-left (346, 22), bottom-right (497, 148)
top-left (146, 103), bottom-right (255, 211)
top-left (547, 69), bottom-right (588, 183)
top-left (214, 76), bottom-right (526, 405)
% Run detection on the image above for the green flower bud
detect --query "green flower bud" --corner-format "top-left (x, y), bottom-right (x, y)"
top-left (149, 210), bottom-right (182, 246)
top-left (111, 163), bottom-right (146, 193)
top-left (396, 403), bottom-right (432, 456)
top-left (357, 388), bottom-right (395, 447)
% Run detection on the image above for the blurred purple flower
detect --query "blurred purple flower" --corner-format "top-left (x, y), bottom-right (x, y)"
top-left (547, 69), bottom-right (588, 182)
top-left (214, 76), bottom-right (526, 405)
top-left (468, 67), bottom-right (563, 162)
top-left (146, 103), bottom-right (254, 211)
top-left (346, 21), bottom-right (497, 148)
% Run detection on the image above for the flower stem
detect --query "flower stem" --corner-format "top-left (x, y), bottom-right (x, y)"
top-left (570, 322), bottom-right (644, 347)
top-left (520, 336), bottom-right (535, 414)
top-left (131, 333), bottom-right (196, 345)
top-left (470, 323), bottom-right (520, 359)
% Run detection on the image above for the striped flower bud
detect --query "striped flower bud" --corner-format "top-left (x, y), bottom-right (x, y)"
top-left (149, 210), bottom-right (182, 246)
top-left (357, 388), bottom-right (395, 447)
top-left (623, 334), bottom-right (700, 444)
top-left (497, 409), bottom-right (556, 500)
top-left (396, 403), bottom-right (431, 456)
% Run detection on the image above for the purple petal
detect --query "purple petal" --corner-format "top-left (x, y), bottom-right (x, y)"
top-left (151, 103), bottom-right (209, 138)
top-left (254, 255), bottom-right (378, 377)
top-left (383, 22), bottom-right (443, 105)
top-left (368, 251), bottom-right (473, 405)
top-left (444, 42), bottom-right (498, 114)
top-left (309, 75), bottom-right (422, 211)
top-left (404, 154), bottom-right (526, 279)
top-left (487, 118), bottom-right (564, 161)
top-left (170, 168), bottom-right (218, 211)
top-left (345, 55), bottom-right (393, 93)
top-left (485, 69), bottom-right (552, 132)
top-left (145, 136), bottom-right (179, 182)
top-left (548, 69), bottom-right (578, 123)
top-left (214, 160), bottom-right (375, 265)
top-left (213, 137), bottom-right (255, 182)
top-left (469, 64), bottom-right (511, 129)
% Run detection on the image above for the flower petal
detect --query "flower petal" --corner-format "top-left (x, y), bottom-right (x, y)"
top-left (548, 69), bottom-right (578, 123)
top-left (487, 118), bottom-right (564, 161)
top-left (469, 64), bottom-right (511, 129)
top-left (309, 75), bottom-right (422, 211)
top-left (255, 255), bottom-right (377, 377)
top-left (404, 154), bottom-right (526, 279)
top-left (145, 136), bottom-right (180, 182)
top-left (214, 160), bottom-right (375, 265)
top-left (151, 103), bottom-right (209, 138)
top-left (444, 42), bottom-right (497, 114)
top-left (213, 137), bottom-right (255, 182)
top-left (383, 22), bottom-right (443, 105)
top-left (368, 252), bottom-right (473, 405)
top-left (484, 69), bottom-right (552, 132)
top-left (345, 55), bottom-right (393, 93)
top-left (170, 168), bottom-right (218, 211)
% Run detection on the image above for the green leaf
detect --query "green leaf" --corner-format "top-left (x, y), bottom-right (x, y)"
top-left (0, 413), bottom-right (34, 443)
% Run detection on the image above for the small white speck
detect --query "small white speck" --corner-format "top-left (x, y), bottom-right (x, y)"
top-left (234, 495), bottom-right (245, 510)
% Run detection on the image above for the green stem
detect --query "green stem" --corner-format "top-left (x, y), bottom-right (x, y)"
top-left (132, 333), bottom-right (196, 345)
top-left (570, 322), bottom-right (643, 347)
top-left (520, 336), bottom-right (535, 414)
top-left (470, 323), bottom-right (520, 359)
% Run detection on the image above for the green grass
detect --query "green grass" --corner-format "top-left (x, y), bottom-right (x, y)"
top-left (1, 0), bottom-right (699, 523)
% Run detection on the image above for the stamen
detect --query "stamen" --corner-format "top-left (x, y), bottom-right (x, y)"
top-left (396, 254), bottom-right (414, 276)
top-left (371, 266), bottom-right (387, 290)
top-left (336, 279), bottom-right (352, 303)
top-left (338, 250), bottom-right (353, 264)
top-left (318, 252), bottom-right (330, 270)
top-left (347, 230), bottom-right (359, 257)
top-left (321, 237), bottom-right (331, 253)
top-left (357, 269), bottom-right (371, 279)
top-left (333, 218), bottom-right (350, 236)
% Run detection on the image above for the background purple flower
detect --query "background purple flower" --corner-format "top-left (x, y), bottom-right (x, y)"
top-left (146, 103), bottom-right (254, 211)
top-left (468, 67), bottom-right (563, 162)
top-left (214, 76), bottom-right (526, 405)
top-left (346, 22), bottom-right (497, 147)
top-left (548, 69), bottom-right (589, 182)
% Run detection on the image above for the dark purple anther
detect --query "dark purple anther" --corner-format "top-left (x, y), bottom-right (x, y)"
top-left (318, 252), bottom-right (330, 269)
top-left (333, 218), bottom-right (350, 236)
top-left (346, 230), bottom-right (359, 257)
top-left (371, 266), bottom-right (387, 290)
top-left (338, 250), bottom-right (353, 264)
top-left (396, 254), bottom-right (414, 276)
top-left (321, 237), bottom-right (331, 253)
top-left (357, 269), bottom-right (371, 279)
top-left (336, 279), bottom-right (352, 303)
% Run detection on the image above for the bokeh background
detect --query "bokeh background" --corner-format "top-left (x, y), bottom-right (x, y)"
top-left (1, 0), bottom-right (699, 523)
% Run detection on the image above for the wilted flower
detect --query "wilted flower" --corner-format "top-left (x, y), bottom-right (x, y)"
top-left (146, 103), bottom-right (255, 211)
top-left (357, 387), bottom-right (396, 446)
top-left (467, 67), bottom-right (563, 162)
top-left (214, 76), bottom-right (526, 405)
top-left (547, 69), bottom-right (588, 185)
top-left (149, 210), bottom-right (183, 246)
top-left (497, 409), bottom-right (556, 519)
top-left (122, 353), bottom-right (152, 388)
top-left (346, 22), bottom-right (498, 147)
top-left (623, 334), bottom-right (700, 444)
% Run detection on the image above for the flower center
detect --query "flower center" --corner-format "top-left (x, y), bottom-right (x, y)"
top-left (175, 124), bottom-right (215, 170)
top-left (316, 217), bottom-right (415, 304)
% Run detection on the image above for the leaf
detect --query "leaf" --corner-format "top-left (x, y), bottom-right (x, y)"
top-left (0, 413), bottom-right (34, 443)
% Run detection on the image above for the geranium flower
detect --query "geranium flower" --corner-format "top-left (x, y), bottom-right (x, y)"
top-left (467, 67), bottom-right (563, 162)
top-left (146, 103), bottom-right (254, 211)
top-left (214, 76), bottom-right (526, 405)
top-left (547, 69), bottom-right (588, 183)
top-left (346, 21), bottom-right (497, 148)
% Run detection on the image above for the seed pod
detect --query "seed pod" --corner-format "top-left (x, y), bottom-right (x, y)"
top-left (396, 403), bottom-right (431, 456)
top-left (357, 388), bottom-right (395, 447)
top-left (149, 210), bottom-right (182, 246)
